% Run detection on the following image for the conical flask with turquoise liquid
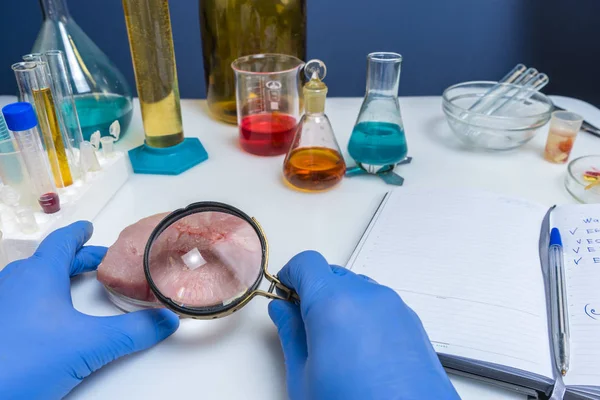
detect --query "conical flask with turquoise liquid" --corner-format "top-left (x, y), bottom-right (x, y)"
top-left (32, 0), bottom-right (134, 142)
top-left (348, 52), bottom-right (408, 174)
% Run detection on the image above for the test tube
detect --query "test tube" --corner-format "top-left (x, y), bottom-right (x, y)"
top-left (100, 136), bottom-right (115, 158)
top-left (468, 64), bottom-right (527, 113)
top-left (15, 206), bottom-right (38, 234)
top-left (0, 112), bottom-right (13, 142)
top-left (80, 141), bottom-right (102, 174)
top-left (479, 68), bottom-right (539, 115)
top-left (2, 103), bottom-right (61, 214)
top-left (0, 184), bottom-right (21, 207)
top-left (12, 61), bottom-right (73, 189)
top-left (40, 50), bottom-right (85, 179)
top-left (0, 137), bottom-right (37, 209)
top-left (490, 73), bottom-right (550, 117)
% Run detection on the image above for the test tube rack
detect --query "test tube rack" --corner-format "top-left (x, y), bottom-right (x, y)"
top-left (0, 150), bottom-right (130, 266)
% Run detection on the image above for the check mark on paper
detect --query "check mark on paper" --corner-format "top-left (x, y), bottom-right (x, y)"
top-left (574, 257), bottom-right (583, 265)
top-left (573, 247), bottom-right (580, 254)
top-left (570, 228), bottom-right (578, 235)
top-left (577, 239), bottom-right (582, 244)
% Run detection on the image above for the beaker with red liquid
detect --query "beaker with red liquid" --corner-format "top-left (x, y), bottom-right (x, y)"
top-left (232, 54), bottom-right (304, 156)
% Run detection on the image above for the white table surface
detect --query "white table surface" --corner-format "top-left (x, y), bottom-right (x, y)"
top-left (3, 94), bottom-right (600, 400)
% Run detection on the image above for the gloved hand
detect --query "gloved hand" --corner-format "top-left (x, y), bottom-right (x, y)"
top-left (0, 221), bottom-right (179, 400)
top-left (268, 251), bottom-right (460, 400)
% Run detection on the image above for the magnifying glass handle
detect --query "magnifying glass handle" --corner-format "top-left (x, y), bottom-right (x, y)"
top-left (268, 279), bottom-right (300, 303)
top-left (259, 271), bottom-right (300, 303)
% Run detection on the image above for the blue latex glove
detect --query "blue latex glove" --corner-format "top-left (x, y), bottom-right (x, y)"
top-left (268, 251), bottom-right (460, 400)
top-left (0, 221), bottom-right (179, 400)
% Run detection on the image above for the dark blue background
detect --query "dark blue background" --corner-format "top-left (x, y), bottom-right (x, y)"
top-left (1, 0), bottom-right (599, 106)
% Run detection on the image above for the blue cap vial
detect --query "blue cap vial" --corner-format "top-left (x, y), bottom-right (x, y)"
top-left (2, 102), bottom-right (39, 132)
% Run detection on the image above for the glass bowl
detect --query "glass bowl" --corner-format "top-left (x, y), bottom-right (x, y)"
top-left (104, 286), bottom-right (162, 313)
top-left (565, 155), bottom-right (600, 204)
top-left (442, 81), bottom-right (554, 150)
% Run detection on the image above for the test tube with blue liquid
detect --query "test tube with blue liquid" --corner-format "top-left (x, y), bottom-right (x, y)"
top-left (2, 103), bottom-right (60, 214)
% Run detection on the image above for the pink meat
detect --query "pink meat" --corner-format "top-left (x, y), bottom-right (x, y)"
top-left (98, 213), bottom-right (169, 302)
top-left (98, 211), bottom-right (263, 307)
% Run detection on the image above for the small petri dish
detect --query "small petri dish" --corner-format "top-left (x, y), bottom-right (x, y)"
top-left (565, 155), bottom-right (600, 204)
top-left (104, 286), bottom-right (163, 313)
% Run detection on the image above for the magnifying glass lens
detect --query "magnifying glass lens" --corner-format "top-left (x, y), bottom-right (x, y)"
top-left (147, 211), bottom-right (263, 310)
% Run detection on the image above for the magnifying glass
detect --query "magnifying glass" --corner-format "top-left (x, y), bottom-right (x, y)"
top-left (143, 202), bottom-right (298, 319)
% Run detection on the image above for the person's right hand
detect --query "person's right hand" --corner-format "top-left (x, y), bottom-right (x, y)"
top-left (268, 251), bottom-right (460, 400)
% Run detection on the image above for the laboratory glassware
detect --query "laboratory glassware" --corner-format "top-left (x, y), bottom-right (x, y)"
top-left (15, 206), bottom-right (39, 234)
top-left (0, 116), bottom-right (35, 208)
top-left (544, 111), bottom-right (583, 164)
top-left (0, 138), bottom-right (37, 210)
top-left (100, 136), bottom-right (115, 158)
top-left (142, 202), bottom-right (297, 319)
top-left (442, 81), bottom-right (553, 151)
top-left (12, 61), bottom-right (73, 189)
top-left (122, 0), bottom-right (208, 175)
top-left (468, 64), bottom-right (527, 113)
top-left (565, 155), bottom-right (600, 204)
top-left (2, 103), bottom-right (60, 214)
top-left (347, 52), bottom-right (410, 184)
top-left (80, 141), bottom-right (101, 174)
top-left (232, 54), bottom-right (305, 156)
top-left (32, 0), bottom-right (133, 141)
top-left (0, 113), bottom-right (12, 142)
top-left (41, 50), bottom-right (85, 176)
top-left (489, 73), bottom-right (549, 116)
top-left (479, 69), bottom-right (545, 117)
top-left (23, 51), bottom-right (84, 181)
top-left (123, 0), bottom-right (182, 148)
top-left (553, 104), bottom-right (600, 140)
top-left (283, 60), bottom-right (346, 192)
top-left (199, 0), bottom-right (306, 124)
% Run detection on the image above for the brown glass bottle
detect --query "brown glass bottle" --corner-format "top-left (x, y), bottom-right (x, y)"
top-left (199, 0), bottom-right (306, 124)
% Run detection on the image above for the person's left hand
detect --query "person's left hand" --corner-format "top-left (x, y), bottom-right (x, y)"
top-left (0, 221), bottom-right (180, 400)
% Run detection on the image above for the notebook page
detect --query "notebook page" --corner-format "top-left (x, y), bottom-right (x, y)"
top-left (551, 205), bottom-right (600, 388)
top-left (347, 188), bottom-right (553, 379)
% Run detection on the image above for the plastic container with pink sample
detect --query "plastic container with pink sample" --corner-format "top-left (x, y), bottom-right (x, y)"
top-left (98, 202), bottom-right (298, 318)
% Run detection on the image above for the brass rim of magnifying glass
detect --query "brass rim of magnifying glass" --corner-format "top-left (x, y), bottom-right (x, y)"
top-left (143, 201), bottom-right (298, 320)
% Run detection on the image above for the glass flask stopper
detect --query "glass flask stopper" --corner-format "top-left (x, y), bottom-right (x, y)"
top-left (283, 60), bottom-right (346, 192)
top-left (32, 0), bottom-right (134, 142)
top-left (347, 52), bottom-right (412, 186)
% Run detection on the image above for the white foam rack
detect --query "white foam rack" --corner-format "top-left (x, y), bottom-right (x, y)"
top-left (0, 150), bottom-right (130, 266)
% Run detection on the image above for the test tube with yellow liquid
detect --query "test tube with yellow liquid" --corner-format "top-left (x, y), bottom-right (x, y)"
top-left (122, 0), bottom-right (208, 175)
top-left (12, 61), bottom-right (73, 188)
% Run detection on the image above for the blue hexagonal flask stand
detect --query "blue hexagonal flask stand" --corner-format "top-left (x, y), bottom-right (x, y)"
top-left (128, 138), bottom-right (208, 175)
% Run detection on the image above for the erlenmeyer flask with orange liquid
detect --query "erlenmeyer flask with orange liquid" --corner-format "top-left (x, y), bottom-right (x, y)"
top-left (283, 60), bottom-right (346, 192)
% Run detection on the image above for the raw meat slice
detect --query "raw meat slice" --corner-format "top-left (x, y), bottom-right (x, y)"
top-left (97, 213), bottom-right (169, 302)
top-left (98, 211), bottom-right (263, 308)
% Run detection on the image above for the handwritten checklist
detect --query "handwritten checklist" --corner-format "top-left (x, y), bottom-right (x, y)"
top-left (552, 206), bottom-right (600, 387)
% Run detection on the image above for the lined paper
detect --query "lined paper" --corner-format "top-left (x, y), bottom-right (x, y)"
top-left (551, 205), bottom-right (600, 388)
top-left (347, 188), bottom-right (553, 379)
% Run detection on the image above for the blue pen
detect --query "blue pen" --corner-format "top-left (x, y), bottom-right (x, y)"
top-left (549, 228), bottom-right (570, 376)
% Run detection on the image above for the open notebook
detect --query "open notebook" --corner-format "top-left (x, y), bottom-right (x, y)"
top-left (346, 188), bottom-right (600, 400)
